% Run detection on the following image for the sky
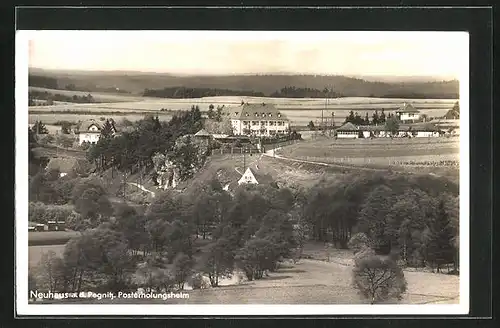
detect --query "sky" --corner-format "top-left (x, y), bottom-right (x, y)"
top-left (27, 30), bottom-right (468, 78)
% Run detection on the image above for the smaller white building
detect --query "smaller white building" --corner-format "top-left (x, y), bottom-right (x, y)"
top-left (335, 122), bottom-right (359, 139)
top-left (237, 167), bottom-right (275, 186)
top-left (395, 103), bottom-right (421, 122)
top-left (77, 119), bottom-right (116, 145)
top-left (78, 120), bottom-right (102, 145)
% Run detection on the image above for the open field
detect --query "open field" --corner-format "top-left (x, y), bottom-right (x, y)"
top-left (28, 95), bottom-right (456, 125)
top-left (278, 137), bottom-right (460, 166)
top-left (41, 256), bottom-right (458, 305)
top-left (28, 231), bottom-right (81, 246)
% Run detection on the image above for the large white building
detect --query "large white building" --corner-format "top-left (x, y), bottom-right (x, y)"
top-left (226, 103), bottom-right (290, 137)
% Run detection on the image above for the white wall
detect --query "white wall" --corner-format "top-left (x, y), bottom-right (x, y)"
top-left (79, 132), bottom-right (100, 145)
top-left (399, 113), bottom-right (420, 121)
top-left (415, 131), bottom-right (439, 138)
top-left (337, 132), bottom-right (358, 139)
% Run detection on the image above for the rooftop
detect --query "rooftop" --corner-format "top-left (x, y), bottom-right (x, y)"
top-left (336, 122), bottom-right (359, 131)
top-left (396, 103), bottom-right (420, 114)
top-left (225, 103), bottom-right (289, 121)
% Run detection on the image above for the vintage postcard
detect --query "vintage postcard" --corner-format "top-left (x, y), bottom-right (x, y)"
top-left (16, 30), bottom-right (469, 316)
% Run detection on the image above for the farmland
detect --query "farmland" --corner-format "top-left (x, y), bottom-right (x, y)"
top-left (28, 94), bottom-right (457, 126)
top-left (277, 136), bottom-right (460, 166)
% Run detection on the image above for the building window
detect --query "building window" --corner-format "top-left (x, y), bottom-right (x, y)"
top-left (252, 121), bottom-right (257, 126)
top-left (277, 121), bottom-right (283, 126)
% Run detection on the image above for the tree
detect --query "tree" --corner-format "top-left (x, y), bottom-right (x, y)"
top-left (236, 237), bottom-right (280, 280)
top-left (72, 180), bottom-right (112, 227)
top-left (379, 109), bottom-right (386, 123)
top-left (33, 250), bottom-right (67, 292)
top-left (60, 122), bottom-right (72, 134)
top-left (207, 104), bottom-right (215, 119)
top-left (101, 119), bottom-right (115, 139)
top-left (372, 110), bottom-right (380, 125)
top-left (425, 200), bottom-right (456, 272)
top-left (32, 120), bottom-right (48, 134)
top-left (352, 255), bottom-right (407, 304)
top-left (172, 252), bottom-right (193, 290)
top-left (307, 120), bottom-right (316, 130)
top-left (384, 116), bottom-right (400, 136)
top-left (56, 134), bottom-right (74, 148)
top-left (200, 237), bottom-right (235, 287)
top-left (348, 232), bottom-right (372, 254)
top-left (114, 204), bottom-right (148, 255)
top-left (364, 113), bottom-right (370, 125)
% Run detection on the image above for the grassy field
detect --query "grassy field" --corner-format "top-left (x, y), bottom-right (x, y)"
top-left (41, 256), bottom-right (458, 305)
top-left (277, 137), bottom-right (460, 166)
top-left (28, 94), bottom-right (456, 126)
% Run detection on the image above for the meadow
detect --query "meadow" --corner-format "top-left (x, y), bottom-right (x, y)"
top-left (28, 94), bottom-right (456, 127)
top-left (40, 246), bottom-right (459, 305)
top-left (277, 136), bottom-right (460, 166)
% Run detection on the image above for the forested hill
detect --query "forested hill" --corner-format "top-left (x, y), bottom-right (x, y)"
top-left (28, 69), bottom-right (459, 99)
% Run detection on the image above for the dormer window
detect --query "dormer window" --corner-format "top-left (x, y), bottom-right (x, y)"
top-left (234, 112), bottom-right (239, 116)
top-left (277, 113), bottom-right (281, 118)
top-left (245, 113), bottom-right (249, 117)
top-left (255, 113), bottom-right (259, 117)
top-left (268, 113), bottom-right (272, 117)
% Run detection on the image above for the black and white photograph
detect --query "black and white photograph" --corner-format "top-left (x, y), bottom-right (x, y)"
top-left (16, 30), bottom-right (469, 316)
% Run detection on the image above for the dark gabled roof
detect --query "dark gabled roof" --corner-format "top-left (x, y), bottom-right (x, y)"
top-left (79, 119), bottom-right (102, 132)
top-left (225, 103), bottom-right (289, 121)
top-left (396, 103), bottom-right (420, 113)
top-left (336, 122), bottom-right (359, 132)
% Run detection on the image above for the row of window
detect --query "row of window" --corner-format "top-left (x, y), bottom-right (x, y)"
top-left (243, 129), bottom-right (286, 135)
top-left (243, 121), bottom-right (286, 126)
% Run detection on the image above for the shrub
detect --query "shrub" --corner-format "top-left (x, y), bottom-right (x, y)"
top-left (352, 255), bottom-right (407, 304)
top-left (189, 273), bottom-right (209, 290)
top-left (348, 232), bottom-right (372, 254)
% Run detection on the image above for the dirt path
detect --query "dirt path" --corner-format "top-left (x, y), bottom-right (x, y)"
top-left (127, 182), bottom-right (156, 198)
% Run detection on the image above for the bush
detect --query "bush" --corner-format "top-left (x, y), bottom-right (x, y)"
top-left (189, 273), bottom-right (209, 290)
top-left (352, 255), bottom-right (407, 304)
top-left (348, 233), bottom-right (372, 254)
top-left (29, 202), bottom-right (74, 225)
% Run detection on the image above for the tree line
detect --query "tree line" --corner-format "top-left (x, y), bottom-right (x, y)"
top-left (86, 107), bottom-right (204, 179)
top-left (29, 169), bottom-right (458, 299)
top-left (143, 87), bottom-right (265, 98)
top-left (29, 91), bottom-right (96, 105)
top-left (270, 86), bottom-right (344, 98)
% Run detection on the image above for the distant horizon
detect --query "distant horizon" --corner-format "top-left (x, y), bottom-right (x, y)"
top-left (28, 67), bottom-right (458, 83)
